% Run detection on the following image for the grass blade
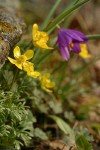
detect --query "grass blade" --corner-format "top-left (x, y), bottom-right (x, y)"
top-left (41, 0), bottom-right (62, 30)
top-left (45, 0), bottom-right (91, 32)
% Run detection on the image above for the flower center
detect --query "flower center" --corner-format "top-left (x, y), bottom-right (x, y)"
top-left (70, 42), bottom-right (74, 48)
top-left (17, 55), bottom-right (27, 63)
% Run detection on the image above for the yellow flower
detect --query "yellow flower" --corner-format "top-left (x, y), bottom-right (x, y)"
top-left (32, 24), bottom-right (53, 49)
top-left (39, 73), bottom-right (55, 93)
top-left (79, 44), bottom-right (91, 58)
top-left (8, 46), bottom-right (34, 70)
top-left (23, 62), bottom-right (40, 78)
top-left (8, 46), bottom-right (40, 78)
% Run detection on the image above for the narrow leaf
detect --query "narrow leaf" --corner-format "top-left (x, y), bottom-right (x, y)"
top-left (49, 115), bottom-right (75, 140)
top-left (45, 0), bottom-right (91, 32)
top-left (41, 0), bottom-right (62, 30)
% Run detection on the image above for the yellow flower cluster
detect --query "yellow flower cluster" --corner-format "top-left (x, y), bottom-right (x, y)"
top-left (8, 24), bottom-right (55, 93)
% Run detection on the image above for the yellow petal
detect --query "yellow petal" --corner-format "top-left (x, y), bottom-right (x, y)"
top-left (17, 55), bottom-right (27, 63)
top-left (24, 50), bottom-right (34, 60)
top-left (40, 32), bottom-right (49, 42)
top-left (32, 24), bottom-right (38, 36)
top-left (28, 71), bottom-right (40, 78)
top-left (32, 24), bottom-right (53, 49)
top-left (23, 61), bottom-right (40, 78)
top-left (40, 73), bottom-right (55, 93)
top-left (36, 40), bottom-right (53, 49)
top-left (79, 44), bottom-right (91, 59)
top-left (46, 81), bottom-right (55, 88)
top-left (8, 57), bottom-right (22, 69)
top-left (8, 57), bottom-right (16, 64)
top-left (14, 62), bottom-right (23, 70)
top-left (42, 86), bottom-right (53, 93)
top-left (23, 62), bottom-right (34, 73)
top-left (14, 46), bottom-right (21, 59)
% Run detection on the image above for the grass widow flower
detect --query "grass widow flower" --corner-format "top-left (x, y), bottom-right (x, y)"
top-left (32, 24), bottom-right (53, 49)
top-left (55, 29), bottom-right (89, 60)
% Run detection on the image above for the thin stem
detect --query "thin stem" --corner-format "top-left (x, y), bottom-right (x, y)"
top-left (36, 48), bottom-right (58, 67)
top-left (32, 48), bottom-right (40, 62)
top-left (74, 0), bottom-right (80, 5)
top-left (36, 51), bottom-right (51, 67)
top-left (87, 34), bottom-right (100, 40)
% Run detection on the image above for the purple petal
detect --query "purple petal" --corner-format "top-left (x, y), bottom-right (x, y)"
top-left (57, 29), bottom-right (72, 46)
top-left (64, 29), bottom-right (88, 43)
top-left (59, 46), bottom-right (70, 60)
top-left (71, 43), bottom-right (81, 54)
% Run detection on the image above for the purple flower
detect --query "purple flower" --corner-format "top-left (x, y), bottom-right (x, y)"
top-left (55, 29), bottom-right (88, 60)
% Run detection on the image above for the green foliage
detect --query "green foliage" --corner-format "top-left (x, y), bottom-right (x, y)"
top-left (75, 127), bottom-right (94, 150)
top-left (76, 127), bottom-right (94, 142)
top-left (0, 90), bottom-right (34, 150)
top-left (33, 128), bottom-right (48, 140)
top-left (76, 135), bottom-right (93, 150)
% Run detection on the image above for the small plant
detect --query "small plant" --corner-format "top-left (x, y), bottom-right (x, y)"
top-left (0, 91), bottom-right (34, 150)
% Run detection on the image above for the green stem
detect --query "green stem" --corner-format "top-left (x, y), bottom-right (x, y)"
top-left (32, 48), bottom-right (40, 62)
top-left (9, 68), bottom-right (18, 90)
top-left (74, 0), bottom-right (80, 5)
top-left (36, 51), bottom-right (51, 67)
top-left (87, 34), bottom-right (100, 40)
top-left (36, 48), bottom-right (58, 67)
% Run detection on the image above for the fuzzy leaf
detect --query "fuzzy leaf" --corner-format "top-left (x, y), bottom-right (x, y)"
top-left (49, 115), bottom-right (75, 140)
top-left (34, 128), bottom-right (48, 140)
top-left (76, 135), bottom-right (93, 150)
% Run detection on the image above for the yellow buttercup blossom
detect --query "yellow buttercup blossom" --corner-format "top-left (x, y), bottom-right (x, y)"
top-left (39, 73), bottom-right (55, 93)
top-left (8, 46), bottom-right (40, 78)
top-left (79, 44), bottom-right (91, 58)
top-left (32, 24), bottom-right (53, 49)
top-left (8, 46), bottom-right (34, 70)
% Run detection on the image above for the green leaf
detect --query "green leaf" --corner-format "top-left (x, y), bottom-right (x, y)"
top-left (49, 115), bottom-right (75, 140)
top-left (45, 0), bottom-right (91, 32)
top-left (48, 100), bottom-right (62, 114)
top-left (76, 135), bottom-right (93, 150)
top-left (91, 123), bottom-right (100, 133)
top-left (76, 127), bottom-right (94, 142)
top-left (34, 128), bottom-right (48, 140)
